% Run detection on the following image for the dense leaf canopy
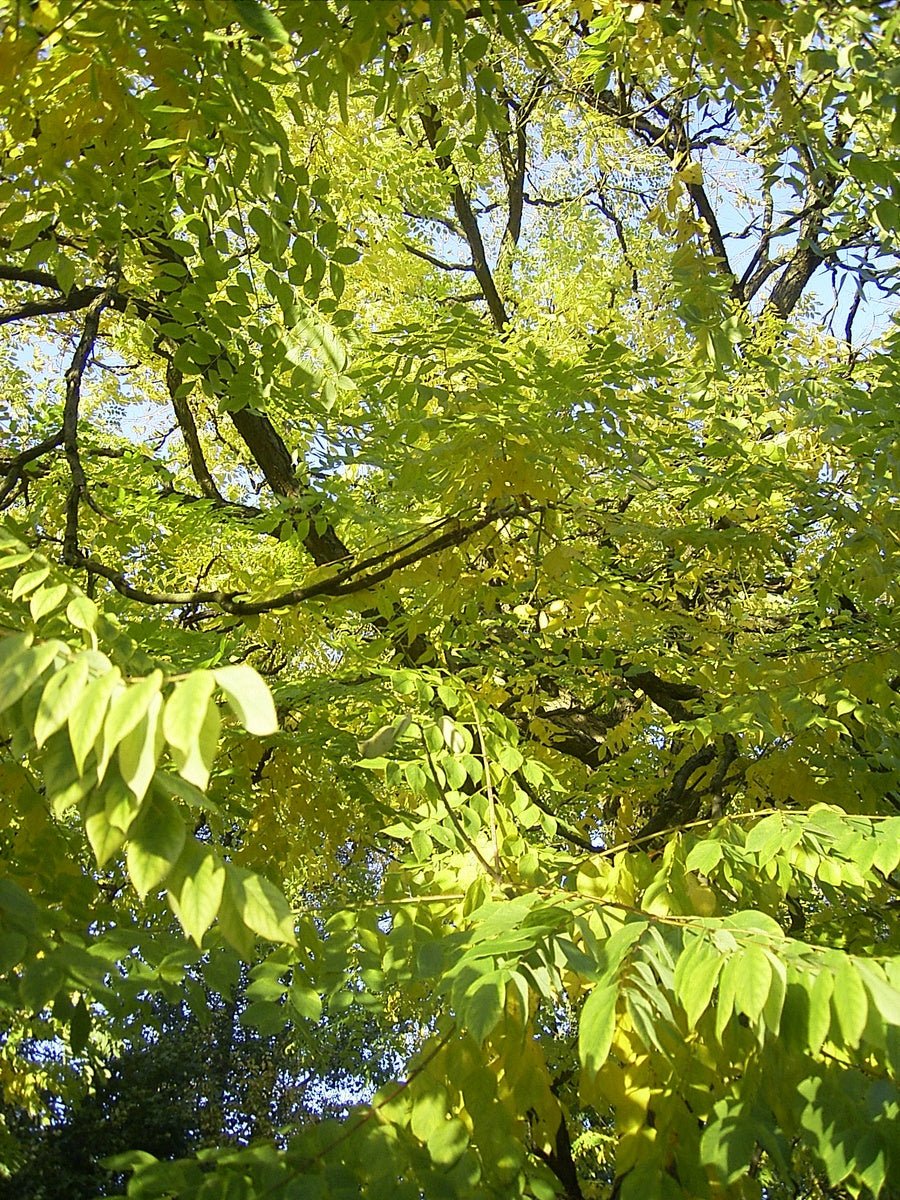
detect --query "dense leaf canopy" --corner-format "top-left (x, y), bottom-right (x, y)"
top-left (1, 1), bottom-right (899, 1197)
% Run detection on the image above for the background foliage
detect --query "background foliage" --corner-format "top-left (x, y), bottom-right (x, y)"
top-left (1, 1), bottom-right (899, 1196)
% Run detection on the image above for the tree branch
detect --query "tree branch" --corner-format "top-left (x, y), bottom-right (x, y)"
top-left (164, 358), bottom-right (226, 504)
top-left (71, 500), bottom-right (527, 615)
top-left (419, 106), bottom-right (509, 330)
top-left (402, 242), bottom-right (474, 272)
top-left (62, 278), bottom-right (116, 564)
top-left (0, 431), bottom-right (63, 509)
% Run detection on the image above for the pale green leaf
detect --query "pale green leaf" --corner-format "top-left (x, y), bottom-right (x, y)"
top-left (715, 955), bottom-right (740, 1040)
top-left (0, 641), bottom-right (62, 715)
top-left (855, 961), bottom-right (900, 1028)
top-left (81, 791), bottom-right (127, 867)
top-left (578, 981), bottom-right (617, 1074)
top-left (97, 671), bottom-right (163, 780)
top-left (33, 653), bottom-right (91, 748)
top-left (674, 933), bottom-right (722, 1028)
top-left (872, 818), bottom-right (900, 876)
top-left (225, 865), bottom-right (296, 945)
top-left (762, 949), bottom-right (787, 1034)
top-left (463, 972), bottom-right (506, 1043)
top-left (213, 664), bottom-right (278, 735)
top-left (807, 968), bottom-right (834, 1055)
top-left (410, 1088), bottom-right (449, 1143)
top-left (733, 944), bottom-right (772, 1023)
top-left (118, 691), bottom-right (164, 801)
top-left (831, 960), bottom-right (868, 1048)
top-left (29, 583), bottom-right (68, 621)
top-left (11, 566), bottom-right (49, 601)
top-left (163, 671), bottom-right (219, 789)
top-left (69, 667), bottom-right (120, 774)
top-left (427, 1117), bottom-right (469, 1167)
top-left (66, 594), bottom-right (98, 632)
top-left (684, 840), bottom-right (723, 875)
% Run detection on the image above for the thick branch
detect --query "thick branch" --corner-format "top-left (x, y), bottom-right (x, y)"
top-left (0, 265), bottom-right (61, 288)
top-left (765, 241), bottom-right (825, 318)
top-left (497, 85), bottom-right (529, 252)
top-left (0, 278), bottom-right (158, 327)
top-left (227, 407), bottom-right (350, 566)
top-left (419, 107), bottom-right (509, 330)
top-left (626, 667), bottom-right (703, 722)
top-left (635, 743), bottom-right (717, 839)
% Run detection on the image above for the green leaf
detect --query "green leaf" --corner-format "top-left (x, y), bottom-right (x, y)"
top-left (125, 791), bottom-right (186, 897)
top-left (166, 841), bottom-right (226, 946)
top-left (11, 565), bottom-right (49, 601)
top-left (289, 979), bottom-right (322, 1022)
top-left (213, 664), bottom-right (278, 735)
top-left (163, 671), bottom-right (219, 789)
top-left (578, 981), bottom-right (617, 1074)
top-left (762, 949), bottom-right (787, 1034)
top-left (29, 582), bottom-right (68, 621)
top-left (427, 1117), bottom-right (470, 1167)
top-left (807, 967), bottom-right (834, 1055)
top-left (241, 999), bottom-right (286, 1036)
top-left (597, 919), bottom-right (647, 977)
top-left (81, 790), bottom-right (127, 867)
top-left (831, 959), bottom-right (868, 1049)
top-left (732, 944), bottom-right (772, 1023)
top-left (66, 594), bottom-right (98, 632)
top-left (684, 839), bottom-right (723, 874)
top-left (33, 653), bottom-right (91, 748)
top-left (855, 961), bottom-right (900, 1028)
top-left (700, 1101), bottom-right (758, 1186)
top-left (104, 769), bottom-right (142, 834)
top-left (0, 632), bottom-right (32, 670)
top-left (225, 865), bottom-right (296, 945)
top-left (674, 933), bottom-right (722, 1028)
top-left (463, 972), bottom-right (506, 1043)
top-left (715, 954), bottom-right (740, 1040)
top-left (230, 0), bottom-right (290, 44)
top-left (216, 883), bottom-right (256, 959)
top-left (55, 254), bottom-right (77, 297)
top-left (0, 640), bottom-right (62, 715)
top-left (118, 690), bottom-right (164, 800)
top-left (872, 818), bottom-right (900, 875)
top-left (69, 667), bottom-right (120, 773)
top-left (97, 671), bottom-right (163, 780)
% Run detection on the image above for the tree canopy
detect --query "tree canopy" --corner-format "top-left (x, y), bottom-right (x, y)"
top-left (1, 0), bottom-right (899, 1196)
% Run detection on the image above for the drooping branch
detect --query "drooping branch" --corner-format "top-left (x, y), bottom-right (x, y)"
top-left (590, 192), bottom-right (638, 292)
top-left (70, 500), bottom-right (528, 615)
